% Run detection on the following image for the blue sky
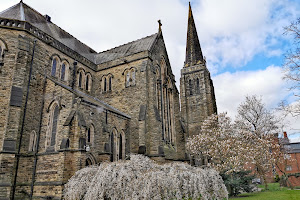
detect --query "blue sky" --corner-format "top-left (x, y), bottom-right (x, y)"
top-left (1, 0), bottom-right (300, 141)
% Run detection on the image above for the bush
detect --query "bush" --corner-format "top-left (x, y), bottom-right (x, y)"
top-left (64, 155), bottom-right (228, 200)
top-left (220, 170), bottom-right (255, 196)
top-left (275, 174), bottom-right (280, 182)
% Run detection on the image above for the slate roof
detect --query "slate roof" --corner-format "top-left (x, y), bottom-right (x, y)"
top-left (0, 1), bottom-right (97, 61)
top-left (285, 142), bottom-right (300, 154)
top-left (94, 33), bottom-right (158, 64)
top-left (0, 1), bottom-right (159, 66)
top-left (46, 75), bottom-right (131, 119)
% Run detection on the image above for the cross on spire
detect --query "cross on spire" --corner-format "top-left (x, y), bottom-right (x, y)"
top-left (158, 19), bottom-right (162, 33)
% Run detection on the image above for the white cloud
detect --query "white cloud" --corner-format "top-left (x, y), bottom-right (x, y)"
top-left (213, 66), bottom-right (300, 141)
top-left (213, 66), bottom-right (287, 115)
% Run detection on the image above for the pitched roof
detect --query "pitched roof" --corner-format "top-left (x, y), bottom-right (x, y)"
top-left (285, 142), bottom-right (300, 153)
top-left (0, 1), bottom-right (159, 66)
top-left (94, 33), bottom-right (158, 64)
top-left (0, 1), bottom-right (97, 61)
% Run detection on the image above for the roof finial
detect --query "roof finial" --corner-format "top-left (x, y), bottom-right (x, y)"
top-left (20, 0), bottom-right (23, 3)
top-left (158, 19), bottom-right (162, 33)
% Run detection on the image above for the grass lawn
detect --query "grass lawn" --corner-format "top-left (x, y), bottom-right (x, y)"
top-left (229, 183), bottom-right (300, 200)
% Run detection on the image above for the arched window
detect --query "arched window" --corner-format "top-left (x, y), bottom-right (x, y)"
top-left (47, 104), bottom-right (59, 149)
top-left (50, 105), bottom-right (59, 146)
top-left (119, 131), bottom-right (125, 160)
top-left (119, 134), bottom-right (123, 160)
top-left (86, 125), bottom-right (94, 146)
top-left (86, 74), bottom-right (89, 90)
top-left (51, 58), bottom-right (57, 77)
top-left (29, 131), bottom-right (37, 152)
top-left (131, 69), bottom-right (136, 85)
top-left (196, 78), bottom-right (200, 94)
top-left (189, 79), bottom-right (193, 96)
top-left (110, 131), bottom-right (115, 162)
top-left (109, 76), bottom-right (112, 91)
top-left (78, 71), bottom-right (83, 88)
top-left (86, 158), bottom-right (92, 166)
top-left (104, 77), bottom-right (107, 92)
top-left (126, 71), bottom-right (130, 87)
top-left (0, 40), bottom-right (7, 63)
top-left (61, 63), bottom-right (66, 80)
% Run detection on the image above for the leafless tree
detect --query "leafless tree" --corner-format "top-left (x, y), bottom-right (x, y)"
top-left (280, 18), bottom-right (300, 116)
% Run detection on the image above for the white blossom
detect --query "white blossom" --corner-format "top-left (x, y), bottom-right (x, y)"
top-left (64, 155), bottom-right (228, 200)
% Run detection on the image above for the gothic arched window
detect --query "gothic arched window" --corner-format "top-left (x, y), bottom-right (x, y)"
top-left (189, 79), bottom-right (193, 96)
top-left (196, 78), bottom-right (200, 94)
top-left (61, 63), bottom-right (66, 80)
top-left (104, 77), bottom-right (107, 92)
top-left (51, 58), bottom-right (57, 77)
top-left (0, 39), bottom-right (7, 64)
top-left (28, 131), bottom-right (37, 152)
top-left (86, 124), bottom-right (94, 146)
top-left (119, 134), bottom-right (123, 160)
top-left (109, 76), bottom-right (112, 91)
top-left (110, 131), bottom-right (115, 162)
top-left (78, 71), bottom-right (84, 88)
top-left (85, 74), bottom-right (90, 91)
top-left (46, 104), bottom-right (59, 149)
top-left (126, 71), bottom-right (130, 87)
top-left (50, 105), bottom-right (59, 146)
top-left (131, 69), bottom-right (136, 85)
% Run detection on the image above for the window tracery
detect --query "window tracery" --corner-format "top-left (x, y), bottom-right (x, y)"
top-left (124, 68), bottom-right (136, 87)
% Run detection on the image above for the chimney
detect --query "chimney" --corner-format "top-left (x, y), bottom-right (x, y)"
top-left (44, 15), bottom-right (51, 22)
top-left (283, 132), bottom-right (288, 138)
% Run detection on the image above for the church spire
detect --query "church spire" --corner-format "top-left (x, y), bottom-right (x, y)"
top-left (184, 2), bottom-right (204, 67)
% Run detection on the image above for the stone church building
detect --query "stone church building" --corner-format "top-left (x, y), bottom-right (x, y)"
top-left (0, 1), bottom-right (217, 199)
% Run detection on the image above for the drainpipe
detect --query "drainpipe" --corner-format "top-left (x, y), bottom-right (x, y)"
top-left (11, 40), bottom-right (37, 200)
top-left (71, 61), bottom-right (77, 90)
top-left (29, 73), bottom-right (47, 199)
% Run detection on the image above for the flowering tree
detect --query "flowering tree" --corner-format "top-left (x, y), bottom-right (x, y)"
top-left (187, 96), bottom-right (285, 190)
top-left (186, 113), bottom-right (249, 174)
top-left (235, 95), bottom-right (282, 189)
top-left (64, 155), bottom-right (228, 200)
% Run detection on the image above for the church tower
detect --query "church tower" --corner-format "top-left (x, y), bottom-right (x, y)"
top-left (180, 3), bottom-right (217, 138)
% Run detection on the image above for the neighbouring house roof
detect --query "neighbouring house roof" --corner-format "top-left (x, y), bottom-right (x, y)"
top-left (0, 1), bottom-right (158, 66)
top-left (284, 142), bottom-right (300, 154)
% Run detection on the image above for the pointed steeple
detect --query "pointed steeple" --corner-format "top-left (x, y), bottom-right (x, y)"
top-left (184, 2), bottom-right (204, 67)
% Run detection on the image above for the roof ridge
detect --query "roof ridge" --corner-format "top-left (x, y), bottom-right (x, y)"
top-left (99, 33), bottom-right (158, 54)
